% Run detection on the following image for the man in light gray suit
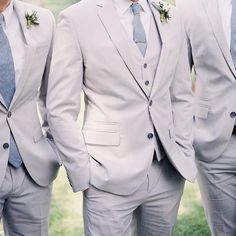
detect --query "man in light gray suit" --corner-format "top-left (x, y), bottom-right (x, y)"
top-left (47, 0), bottom-right (196, 235)
top-left (177, 0), bottom-right (236, 235)
top-left (0, 0), bottom-right (60, 235)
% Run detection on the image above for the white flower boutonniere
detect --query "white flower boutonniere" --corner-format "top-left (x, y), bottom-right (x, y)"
top-left (152, 0), bottom-right (172, 23)
top-left (25, 10), bottom-right (39, 29)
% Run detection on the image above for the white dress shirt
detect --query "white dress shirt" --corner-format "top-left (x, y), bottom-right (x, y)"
top-left (217, 0), bottom-right (232, 47)
top-left (2, 0), bottom-right (26, 85)
top-left (112, 0), bottom-right (151, 41)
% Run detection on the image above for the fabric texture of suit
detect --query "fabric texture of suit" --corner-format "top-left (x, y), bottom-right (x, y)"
top-left (47, 0), bottom-right (196, 195)
top-left (177, 0), bottom-right (236, 234)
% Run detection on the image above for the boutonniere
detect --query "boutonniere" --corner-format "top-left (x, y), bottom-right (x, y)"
top-left (152, 0), bottom-right (172, 23)
top-left (25, 10), bottom-right (39, 29)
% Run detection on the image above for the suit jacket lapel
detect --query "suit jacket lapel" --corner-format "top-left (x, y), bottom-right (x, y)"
top-left (96, 0), bottom-right (148, 98)
top-left (148, 0), bottom-right (164, 44)
top-left (148, 0), bottom-right (170, 95)
top-left (201, 0), bottom-right (236, 79)
top-left (9, 0), bottom-right (36, 109)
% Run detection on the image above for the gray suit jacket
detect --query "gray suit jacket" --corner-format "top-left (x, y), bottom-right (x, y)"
top-left (177, 0), bottom-right (236, 162)
top-left (0, 0), bottom-right (60, 188)
top-left (47, 0), bottom-right (197, 195)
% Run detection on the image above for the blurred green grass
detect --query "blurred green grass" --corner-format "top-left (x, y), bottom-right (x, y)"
top-left (43, 0), bottom-right (78, 17)
top-left (49, 169), bottom-right (83, 236)
top-left (174, 182), bottom-right (210, 236)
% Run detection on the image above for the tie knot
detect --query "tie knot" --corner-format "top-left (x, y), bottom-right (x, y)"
top-left (131, 3), bottom-right (142, 15)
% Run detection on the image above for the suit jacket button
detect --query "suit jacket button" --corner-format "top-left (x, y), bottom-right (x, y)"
top-left (144, 63), bottom-right (147, 69)
top-left (145, 81), bottom-right (149, 86)
top-left (147, 133), bottom-right (154, 139)
top-left (3, 143), bottom-right (9, 149)
top-left (7, 112), bottom-right (12, 118)
top-left (230, 112), bottom-right (236, 118)
top-left (149, 100), bottom-right (153, 106)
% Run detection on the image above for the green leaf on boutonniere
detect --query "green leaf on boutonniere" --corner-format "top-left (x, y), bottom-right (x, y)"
top-left (152, 0), bottom-right (172, 23)
top-left (25, 10), bottom-right (39, 29)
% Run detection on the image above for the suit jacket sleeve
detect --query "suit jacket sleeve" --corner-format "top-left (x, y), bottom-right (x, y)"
top-left (47, 12), bottom-right (90, 192)
top-left (170, 13), bottom-right (195, 161)
top-left (176, 0), bottom-right (194, 69)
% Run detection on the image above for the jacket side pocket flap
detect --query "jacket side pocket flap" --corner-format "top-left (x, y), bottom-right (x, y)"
top-left (83, 130), bottom-right (120, 146)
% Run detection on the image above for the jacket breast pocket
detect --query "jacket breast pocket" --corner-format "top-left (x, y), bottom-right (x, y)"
top-left (82, 122), bottom-right (120, 146)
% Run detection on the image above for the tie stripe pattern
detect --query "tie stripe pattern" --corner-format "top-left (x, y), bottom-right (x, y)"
top-left (0, 13), bottom-right (22, 168)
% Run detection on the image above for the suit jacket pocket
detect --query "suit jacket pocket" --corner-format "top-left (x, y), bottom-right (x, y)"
top-left (33, 130), bottom-right (62, 166)
top-left (83, 130), bottom-right (120, 146)
top-left (83, 122), bottom-right (120, 146)
top-left (46, 138), bottom-right (62, 165)
top-left (194, 105), bottom-right (209, 119)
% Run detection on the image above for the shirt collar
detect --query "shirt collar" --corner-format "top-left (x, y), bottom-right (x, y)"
top-left (2, 0), bottom-right (14, 28)
top-left (113, 0), bottom-right (150, 15)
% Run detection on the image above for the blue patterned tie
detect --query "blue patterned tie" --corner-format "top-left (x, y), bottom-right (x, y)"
top-left (131, 3), bottom-right (147, 56)
top-left (231, 0), bottom-right (236, 68)
top-left (0, 13), bottom-right (22, 168)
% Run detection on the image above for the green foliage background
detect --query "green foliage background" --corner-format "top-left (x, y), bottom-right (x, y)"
top-left (43, 0), bottom-right (78, 16)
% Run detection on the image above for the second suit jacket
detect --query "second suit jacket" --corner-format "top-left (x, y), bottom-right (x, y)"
top-left (0, 0), bottom-right (61, 188)
top-left (177, 0), bottom-right (236, 162)
top-left (47, 0), bottom-right (197, 194)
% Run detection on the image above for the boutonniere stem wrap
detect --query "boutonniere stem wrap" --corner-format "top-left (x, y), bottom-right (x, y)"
top-left (25, 10), bottom-right (39, 29)
top-left (152, 0), bottom-right (171, 23)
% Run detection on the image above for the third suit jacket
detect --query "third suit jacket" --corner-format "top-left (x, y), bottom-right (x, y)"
top-left (177, 0), bottom-right (236, 162)
top-left (47, 0), bottom-right (197, 195)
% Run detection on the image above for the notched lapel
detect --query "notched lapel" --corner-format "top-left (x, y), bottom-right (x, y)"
top-left (96, 0), bottom-right (148, 98)
top-left (148, 0), bottom-right (164, 44)
top-left (10, 47), bottom-right (35, 110)
top-left (201, 0), bottom-right (236, 79)
top-left (151, 44), bottom-right (170, 96)
top-left (14, 0), bottom-right (30, 45)
top-left (10, 0), bottom-right (37, 109)
top-left (148, 0), bottom-right (171, 95)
